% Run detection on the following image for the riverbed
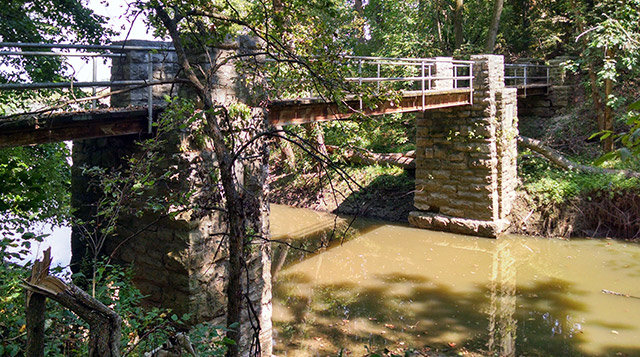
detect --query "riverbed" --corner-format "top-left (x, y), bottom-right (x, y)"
top-left (270, 204), bottom-right (640, 356)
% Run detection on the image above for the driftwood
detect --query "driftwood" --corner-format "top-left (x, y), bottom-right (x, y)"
top-left (23, 248), bottom-right (123, 357)
top-left (518, 136), bottom-right (640, 179)
top-left (326, 145), bottom-right (416, 169)
top-left (602, 289), bottom-right (640, 300)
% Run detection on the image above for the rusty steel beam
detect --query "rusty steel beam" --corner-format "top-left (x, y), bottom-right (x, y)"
top-left (268, 89), bottom-right (472, 126)
top-left (0, 109), bottom-right (158, 148)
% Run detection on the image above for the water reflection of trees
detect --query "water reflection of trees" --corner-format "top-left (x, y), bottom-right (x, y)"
top-left (272, 226), bottom-right (640, 356)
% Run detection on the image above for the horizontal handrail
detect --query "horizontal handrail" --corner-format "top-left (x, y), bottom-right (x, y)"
top-left (0, 50), bottom-right (123, 58)
top-left (0, 43), bottom-right (163, 133)
top-left (504, 63), bottom-right (550, 96)
top-left (0, 80), bottom-right (174, 90)
top-left (0, 42), bottom-right (175, 52)
top-left (1, 43), bottom-right (475, 123)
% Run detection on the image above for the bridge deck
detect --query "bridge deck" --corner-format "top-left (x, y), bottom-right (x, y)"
top-left (0, 89), bottom-right (472, 148)
top-left (269, 89), bottom-right (471, 125)
top-left (513, 83), bottom-right (549, 97)
top-left (0, 108), bottom-right (159, 148)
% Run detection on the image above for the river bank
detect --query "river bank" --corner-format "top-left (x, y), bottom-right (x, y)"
top-left (268, 154), bottom-right (640, 240)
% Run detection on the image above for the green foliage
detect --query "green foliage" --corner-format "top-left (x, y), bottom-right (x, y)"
top-left (519, 152), bottom-right (640, 206)
top-left (592, 99), bottom-right (640, 164)
top-left (0, 143), bottom-right (70, 225)
top-left (0, 247), bottom-right (228, 356)
top-left (324, 114), bottom-right (415, 154)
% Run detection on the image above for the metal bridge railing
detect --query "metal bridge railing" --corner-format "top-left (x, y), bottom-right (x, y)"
top-left (343, 56), bottom-right (474, 111)
top-left (2, 43), bottom-right (475, 128)
top-left (504, 63), bottom-right (550, 96)
top-left (265, 55), bottom-right (474, 111)
top-left (0, 42), bottom-right (176, 133)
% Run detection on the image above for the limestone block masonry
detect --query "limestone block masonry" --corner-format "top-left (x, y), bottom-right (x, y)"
top-left (409, 55), bottom-right (518, 238)
top-left (71, 38), bottom-right (272, 356)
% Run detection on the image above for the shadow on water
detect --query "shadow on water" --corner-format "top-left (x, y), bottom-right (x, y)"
top-left (274, 273), bottom-right (640, 356)
top-left (271, 228), bottom-right (640, 356)
top-left (270, 212), bottom-right (390, 280)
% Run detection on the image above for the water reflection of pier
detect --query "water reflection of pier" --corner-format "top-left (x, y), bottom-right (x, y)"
top-left (427, 236), bottom-right (519, 356)
top-left (487, 239), bottom-right (517, 357)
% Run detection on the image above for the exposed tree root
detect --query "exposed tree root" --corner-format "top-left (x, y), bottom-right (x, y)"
top-left (518, 135), bottom-right (640, 178)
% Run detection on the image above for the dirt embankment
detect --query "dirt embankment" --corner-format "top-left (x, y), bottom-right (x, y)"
top-left (268, 166), bottom-right (416, 223)
top-left (510, 189), bottom-right (640, 239)
top-left (271, 170), bottom-right (640, 239)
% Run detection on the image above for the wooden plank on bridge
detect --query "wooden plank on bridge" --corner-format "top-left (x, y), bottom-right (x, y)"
top-left (0, 109), bottom-right (157, 148)
top-left (268, 89), bottom-right (472, 126)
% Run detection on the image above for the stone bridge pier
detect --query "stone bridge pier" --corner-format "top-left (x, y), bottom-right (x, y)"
top-left (70, 38), bottom-right (272, 355)
top-left (409, 55), bottom-right (518, 237)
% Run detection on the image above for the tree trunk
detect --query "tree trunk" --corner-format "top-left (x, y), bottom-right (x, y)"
top-left (325, 145), bottom-right (416, 169)
top-left (24, 248), bottom-right (123, 357)
top-left (26, 293), bottom-right (46, 357)
top-left (25, 249), bottom-right (51, 357)
top-left (303, 123), bottom-right (328, 157)
top-left (454, 0), bottom-right (464, 50)
top-left (485, 0), bottom-right (504, 53)
top-left (354, 0), bottom-right (363, 14)
top-left (603, 48), bottom-right (615, 153)
top-left (435, 0), bottom-right (444, 47)
top-left (273, 125), bottom-right (296, 169)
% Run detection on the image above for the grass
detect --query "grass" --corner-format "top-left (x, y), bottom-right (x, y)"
top-left (519, 151), bottom-right (640, 206)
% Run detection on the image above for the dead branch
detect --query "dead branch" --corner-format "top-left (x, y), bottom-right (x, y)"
top-left (23, 248), bottom-right (122, 357)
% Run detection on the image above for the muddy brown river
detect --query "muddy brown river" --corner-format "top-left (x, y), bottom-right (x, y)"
top-left (270, 204), bottom-right (640, 356)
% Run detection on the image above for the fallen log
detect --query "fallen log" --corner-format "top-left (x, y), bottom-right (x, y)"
top-left (518, 135), bottom-right (640, 179)
top-left (326, 145), bottom-right (415, 169)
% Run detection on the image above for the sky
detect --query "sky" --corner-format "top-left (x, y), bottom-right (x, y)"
top-left (67, 0), bottom-right (157, 82)
top-left (24, 0), bottom-right (155, 268)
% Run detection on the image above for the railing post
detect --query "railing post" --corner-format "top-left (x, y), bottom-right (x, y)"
top-left (377, 62), bottom-right (381, 92)
top-left (469, 62), bottom-right (473, 105)
top-left (546, 66), bottom-right (550, 85)
top-left (92, 57), bottom-right (97, 109)
top-left (358, 58), bottom-right (363, 111)
top-left (147, 52), bottom-right (153, 134)
top-left (523, 65), bottom-right (528, 97)
top-left (421, 60), bottom-right (425, 111)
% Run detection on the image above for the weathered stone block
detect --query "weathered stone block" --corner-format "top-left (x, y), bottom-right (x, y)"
top-left (408, 211), bottom-right (509, 238)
